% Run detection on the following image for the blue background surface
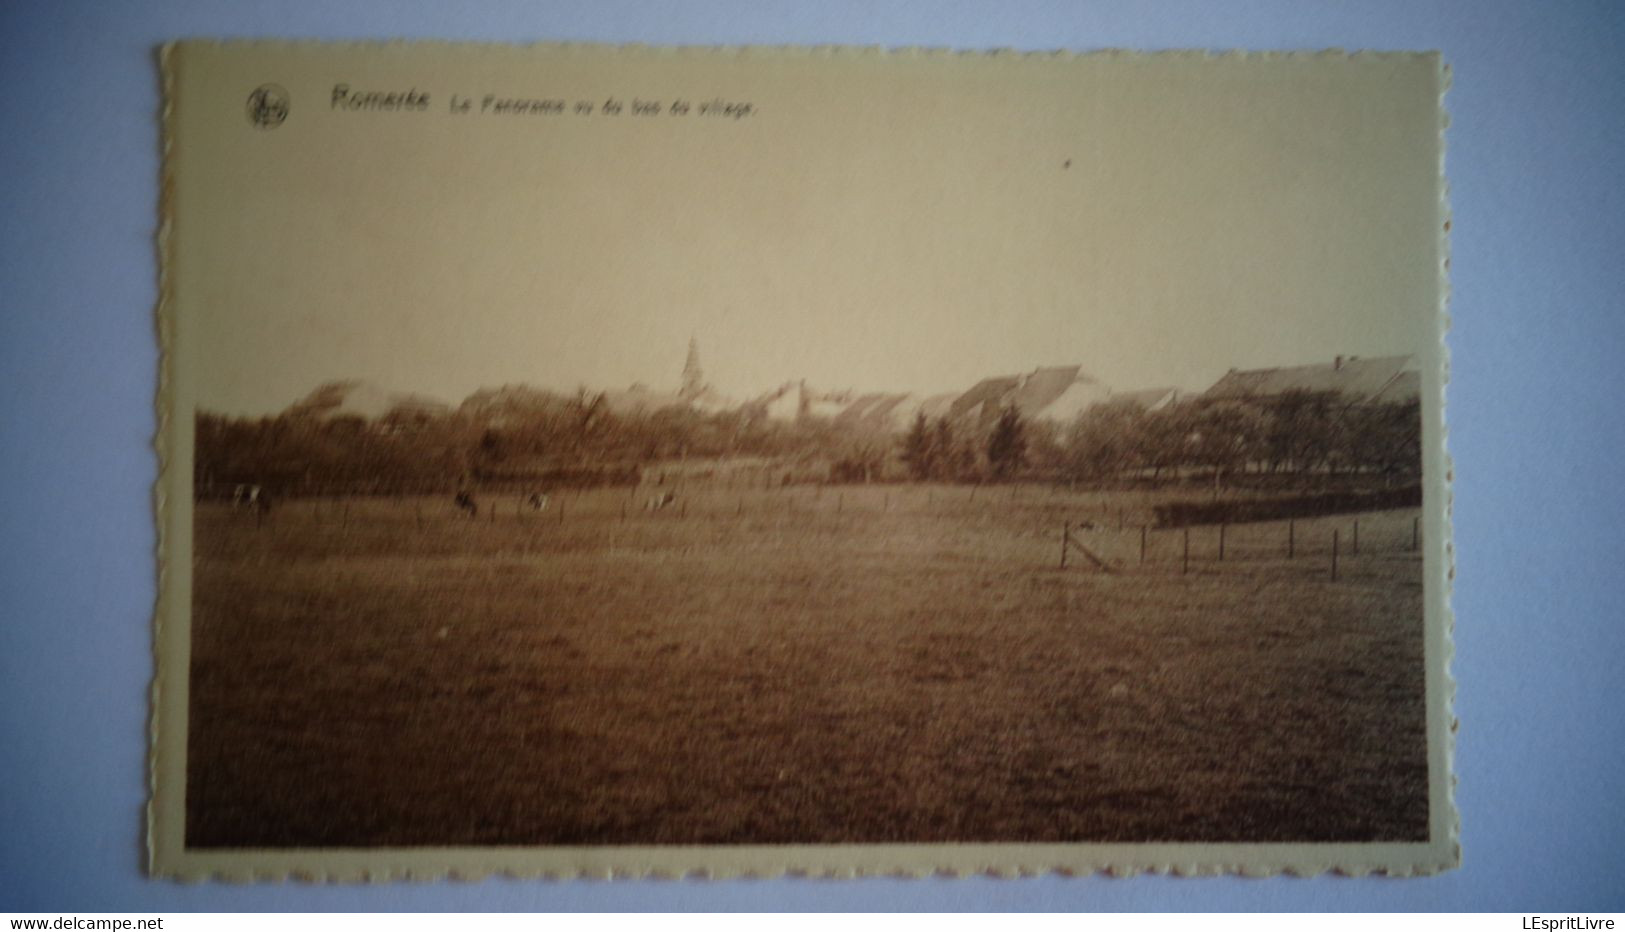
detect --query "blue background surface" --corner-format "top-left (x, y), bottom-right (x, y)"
top-left (2, 0), bottom-right (1622, 912)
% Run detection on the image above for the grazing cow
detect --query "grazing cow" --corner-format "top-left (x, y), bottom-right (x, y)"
top-left (232, 486), bottom-right (270, 520)
top-left (646, 490), bottom-right (676, 512)
top-left (525, 492), bottom-right (549, 512)
top-left (454, 491), bottom-right (478, 517)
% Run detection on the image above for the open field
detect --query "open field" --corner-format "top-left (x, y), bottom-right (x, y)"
top-left (186, 483), bottom-right (1429, 846)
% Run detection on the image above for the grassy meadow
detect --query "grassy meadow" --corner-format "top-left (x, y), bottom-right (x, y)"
top-left (186, 483), bottom-right (1429, 847)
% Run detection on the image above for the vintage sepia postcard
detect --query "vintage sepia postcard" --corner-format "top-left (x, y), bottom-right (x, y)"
top-left (151, 41), bottom-right (1456, 879)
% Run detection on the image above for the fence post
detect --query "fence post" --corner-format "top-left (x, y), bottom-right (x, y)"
top-left (1288, 519), bottom-right (1295, 559)
top-left (1139, 525), bottom-right (1147, 564)
top-left (1352, 518), bottom-right (1360, 555)
top-left (1332, 529), bottom-right (1340, 581)
top-left (1060, 521), bottom-right (1070, 569)
top-left (1219, 523), bottom-right (1226, 562)
top-left (1182, 527), bottom-right (1190, 575)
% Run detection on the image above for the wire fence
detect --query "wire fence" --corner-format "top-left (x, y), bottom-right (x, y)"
top-left (203, 482), bottom-right (1424, 584)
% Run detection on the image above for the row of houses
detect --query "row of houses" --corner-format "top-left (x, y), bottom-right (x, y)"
top-left (733, 352), bottom-right (1417, 436)
top-left (1203, 354), bottom-right (1420, 407)
top-left (285, 347), bottom-right (1421, 434)
top-left (742, 367), bottom-right (1172, 435)
top-left (856, 352), bottom-right (1416, 429)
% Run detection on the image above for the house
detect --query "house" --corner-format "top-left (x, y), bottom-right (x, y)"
top-left (948, 375), bottom-right (1022, 423)
top-left (833, 392), bottom-right (917, 433)
top-left (600, 382), bottom-right (687, 416)
top-left (915, 392), bottom-right (960, 420)
top-left (1203, 354), bottom-right (1419, 406)
top-left (949, 366), bottom-right (1113, 426)
top-left (757, 382), bottom-right (802, 421)
top-left (287, 380), bottom-right (450, 424)
top-left (1104, 386), bottom-right (1180, 412)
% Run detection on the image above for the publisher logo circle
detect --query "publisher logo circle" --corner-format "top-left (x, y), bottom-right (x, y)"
top-left (247, 84), bottom-right (289, 129)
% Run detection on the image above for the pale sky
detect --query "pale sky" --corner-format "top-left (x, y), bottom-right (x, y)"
top-left (170, 47), bottom-right (1444, 416)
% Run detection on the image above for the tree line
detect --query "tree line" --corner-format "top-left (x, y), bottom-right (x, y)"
top-left (898, 390), bottom-right (1420, 488)
top-left (195, 387), bottom-right (1418, 497)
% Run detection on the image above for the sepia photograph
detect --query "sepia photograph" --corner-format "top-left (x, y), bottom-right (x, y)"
top-left (153, 42), bottom-right (1454, 877)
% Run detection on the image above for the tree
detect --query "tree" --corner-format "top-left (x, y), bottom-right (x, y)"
top-left (1337, 400), bottom-right (1421, 484)
top-left (1023, 418), bottom-right (1066, 475)
top-left (1138, 404), bottom-right (1194, 480)
top-left (985, 404), bottom-right (1028, 479)
top-left (1184, 400), bottom-right (1272, 492)
top-left (833, 440), bottom-right (887, 483)
top-left (899, 412), bottom-right (936, 480)
top-left (1063, 401), bottom-right (1142, 482)
top-left (1264, 389), bottom-right (1338, 475)
top-left (569, 386), bottom-right (608, 462)
top-left (929, 416), bottom-right (977, 481)
top-left (932, 417), bottom-right (959, 480)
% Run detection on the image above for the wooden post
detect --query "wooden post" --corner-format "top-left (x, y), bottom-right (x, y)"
top-left (1060, 521), bottom-right (1070, 569)
top-left (1219, 523), bottom-right (1226, 562)
top-left (1412, 515), bottom-right (1420, 551)
top-left (1140, 525), bottom-right (1147, 564)
top-left (1288, 519), bottom-right (1295, 559)
top-left (1182, 527), bottom-right (1190, 575)
top-left (1352, 518), bottom-right (1360, 555)
top-left (1332, 529), bottom-right (1340, 581)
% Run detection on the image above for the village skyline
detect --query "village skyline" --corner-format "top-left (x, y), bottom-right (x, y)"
top-left (200, 333), bottom-right (1430, 422)
top-left (204, 339), bottom-right (1423, 439)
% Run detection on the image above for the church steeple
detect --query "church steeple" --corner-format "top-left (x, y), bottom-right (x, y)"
top-left (681, 336), bottom-right (704, 399)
